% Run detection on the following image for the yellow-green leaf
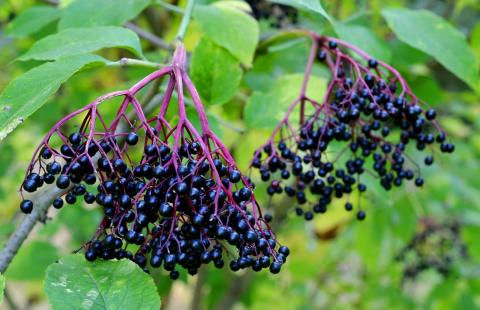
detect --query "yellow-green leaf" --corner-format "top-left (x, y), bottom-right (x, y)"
top-left (194, 2), bottom-right (259, 66)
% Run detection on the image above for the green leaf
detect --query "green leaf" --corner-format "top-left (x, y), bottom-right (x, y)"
top-left (59, 0), bottom-right (150, 29)
top-left (270, 0), bottom-right (331, 22)
top-left (191, 39), bottom-right (242, 105)
top-left (5, 6), bottom-right (61, 38)
top-left (471, 22), bottom-right (480, 64)
top-left (58, 204), bottom-right (103, 245)
top-left (19, 26), bottom-right (144, 61)
top-left (334, 23), bottom-right (392, 62)
top-left (187, 107), bottom-right (223, 139)
top-left (409, 76), bottom-right (443, 105)
top-left (354, 208), bottom-right (392, 272)
top-left (389, 39), bottom-right (430, 68)
top-left (45, 254), bottom-right (161, 309)
top-left (244, 40), bottom-right (312, 92)
top-left (194, 3), bottom-right (259, 66)
top-left (382, 8), bottom-right (478, 89)
top-left (244, 74), bottom-right (327, 129)
top-left (0, 54), bottom-right (106, 140)
top-left (0, 274), bottom-right (4, 305)
top-left (6, 241), bottom-right (59, 280)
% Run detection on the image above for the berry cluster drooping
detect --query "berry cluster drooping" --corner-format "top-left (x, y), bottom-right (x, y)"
top-left (251, 34), bottom-right (455, 221)
top-left (19, 44), bottom-right (287, 278)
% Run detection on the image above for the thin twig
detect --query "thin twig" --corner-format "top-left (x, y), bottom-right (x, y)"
top-left (107, 58), bottom-right (163, 69)
top-left (0, 186), bottom-right (68, 273)
top-left (175, 0), bottom-right (196, 41)
top-left (190, 267), bottom-right (207, 310)
top-left (124, 22), bottom-right (172, 50)
top-left (153, 0), bottom-right (184, 14)
top-left (3, 286), bottom-right (19, 310)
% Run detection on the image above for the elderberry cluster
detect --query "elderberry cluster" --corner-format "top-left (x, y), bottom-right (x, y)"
top-left (246, 0), bottom-right (298, 28)
top-left (395, 220), bottom-right (467, 281)
top-left (19, 44), bottom-right (287, 278)
top-left (252, 38), bottom-right (455, 221)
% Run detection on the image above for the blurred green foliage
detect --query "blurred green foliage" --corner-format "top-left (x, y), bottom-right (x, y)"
top-left (0, 0), bottom-right (479, 309)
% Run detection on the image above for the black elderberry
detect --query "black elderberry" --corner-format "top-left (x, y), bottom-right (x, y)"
top-left (56, 175), bottom-right (70, 189)
top-left (425, 109), bottom-right (436, 120)
top-left (152, 165), bottom-right (167, 178)
top-left (69, 132), bottom-right (82, 145)
top-left (83, 192), bottom-right (95, 204)
top-left (415, 177), bottom-right (424, 187)
top-left (345, 202), bottom-right (353, 211)
top-left (103, 195), bottom-right (114, 207)
top-left (318, 50), bottom-right (327, 61)
top-left (328, 41), bottom-right (337, 49)
top-left (43, 173), bottom-right (55, 184)
top-left (65, 193), bottom-right (76, 204)
top-left (100, 141), bottom-right (111, 153)
top-left (269, 262), bottom-right (282, 274)
top-left (20, 200), bottom-right (33, 214)
top-left (176, 182), bottom-right (188, 195)
top-left (53, 198), bottom-right (64, 209)
top-left (229, 169), bottom-right (241, 183)
top-left (85, 249), bottom-right (97, 262)
top-left (22, 179), bottom-right (37, 193)
top-left (159, 202), bottom-right (173, 217)
top-left (164, 254), bottom-right (177, 267)
top-left (41, 148), bottom-right (53, 159)
top-left (238, 187), bottom-right (252, 201)
top-left (126, 132), bottom-right (139, 145)
top-left (424, 156), bottom-right (434, 166)
top-left (84, 174), bottom-right (96, 185)
top-left (169, 270), bottom-right (180, 280)
top-left (357, 211), bottom-right (366, 221)
top-left (135, 254), bottom-right (147, 268)
top-left (113, 159), bottom-right (127, 173)
top-left (47, 162), bottom-right (62, 175)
